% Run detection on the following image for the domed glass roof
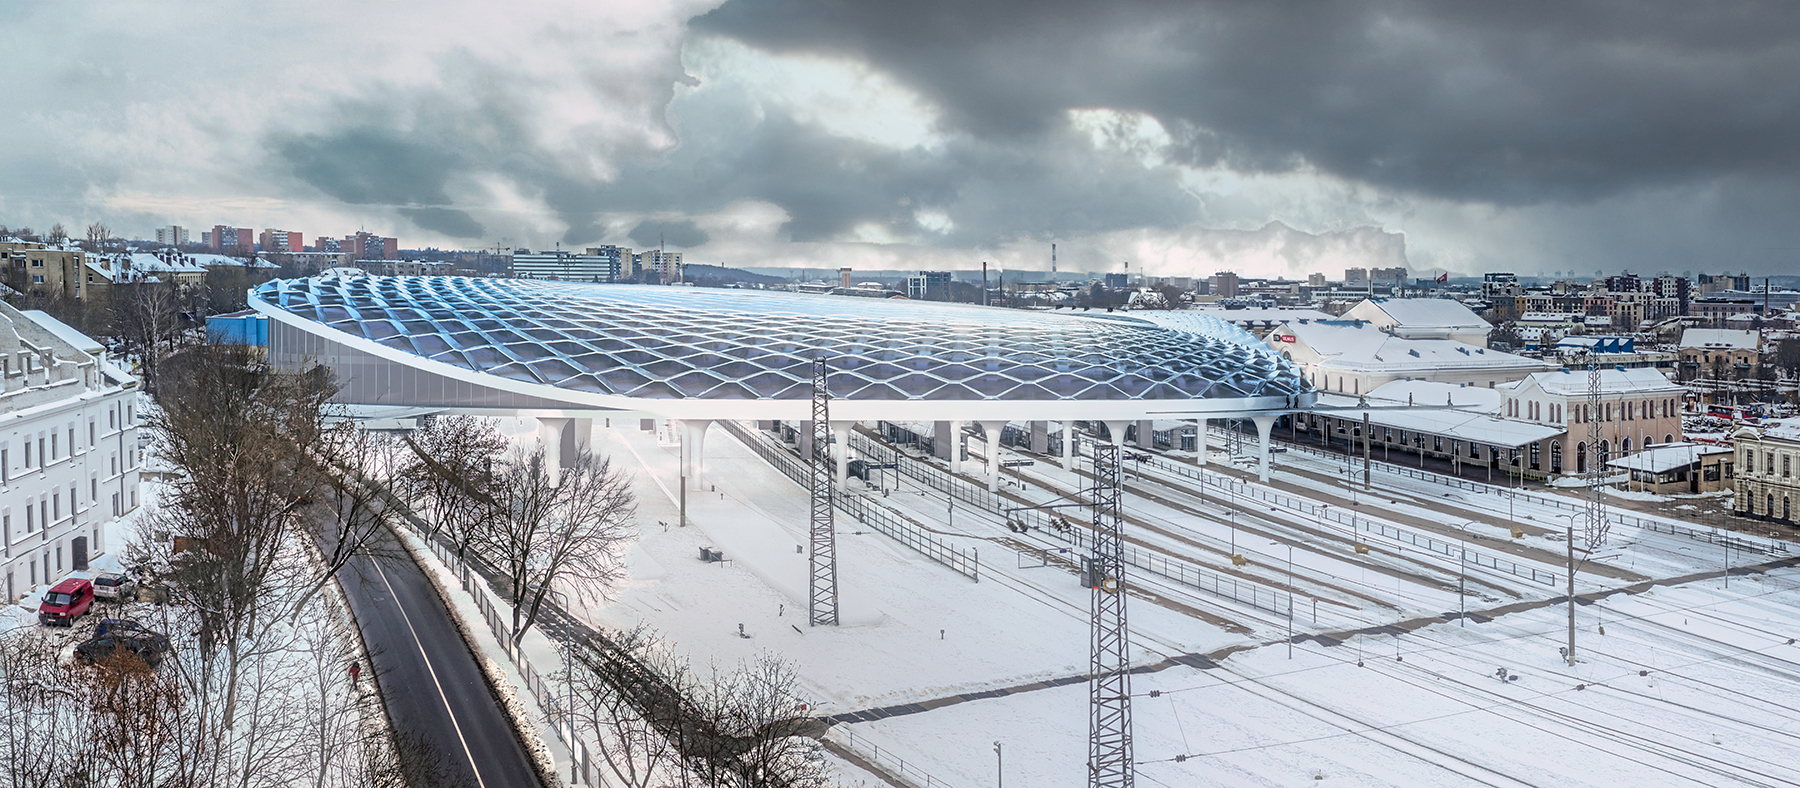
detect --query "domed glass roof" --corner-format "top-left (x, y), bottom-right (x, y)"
top-left (253, 276), bottom-right (1310, 403)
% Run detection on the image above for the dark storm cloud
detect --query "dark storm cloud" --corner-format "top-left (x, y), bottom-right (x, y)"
top-left (399, 207), bottom-right (485, 238)
top-left (692, 0), bottom-right (1800, 206)
top-left (269, 68), bottom-right (1194, 247)
top-left (629, 219), bottom-right (711, 248)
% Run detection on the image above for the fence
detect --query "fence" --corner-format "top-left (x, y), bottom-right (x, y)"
top-left (849, 431), bottom-right (1015, 513)
top-left (1209, 425), bottom-right (1794, 557)
top-left (1079, 441), bottom-right (1564, 587)
top-left (834, 726), bottom-right (962, 788)
top-left (419, 535), bottom-right (598, 786)
top-left (721, 421), bottom-right (980, 581)
top-left (1022, 507), bottom-right (1293, 618)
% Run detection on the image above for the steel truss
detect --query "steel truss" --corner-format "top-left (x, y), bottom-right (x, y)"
top-left (808, 357), bottom-right (840, 627)
top-left (1088, 442), bottom-right (1133, 788)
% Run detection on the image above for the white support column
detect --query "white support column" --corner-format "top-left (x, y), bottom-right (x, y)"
top-left (832, 421), bottom-right (853, 491)
top-left (1253, 416), bottom-right (1277, 483)
top-left (1135, 419), bottom-right (1155, 449)
top-left (681, 419), bottom-right (712, 480)
top-left (1061, 421), bottom-right (1075, 470)
top-left (1102, 421), bottom-right (1129, 449)
top-left (536, 417), bottom-right (570, 479)
top-left (1194, 418), bottom-right (1207, 467)
top-left (571, 417), bottom-right (593, 456)
top-left (948, 420), bottom-right (964, 476)
top-left (978, 420), bottom-right (1007, 492)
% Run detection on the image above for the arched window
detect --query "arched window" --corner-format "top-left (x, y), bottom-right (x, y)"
top-left (1623, 437), bottom-right (1632, 454)
top-left (1549, 442), bottom-right (1561, 472)
top-left (1786, 497), bottom-right (1792, 521)
top-left (1665, 433), bottom-right (1674, 444)
top-left (1576, 441), bottom-right (1587, 473)
top-left (1770, 494), bottom-right (1777, 517)
top-left (1599, 440), bottom-right (1611, 465)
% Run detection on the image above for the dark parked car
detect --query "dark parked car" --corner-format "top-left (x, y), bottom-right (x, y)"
top-left (75, 629), bottom-right (171, 668)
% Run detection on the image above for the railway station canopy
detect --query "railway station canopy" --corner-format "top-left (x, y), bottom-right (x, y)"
top-left (250, 276), bottom-right (1314, 421)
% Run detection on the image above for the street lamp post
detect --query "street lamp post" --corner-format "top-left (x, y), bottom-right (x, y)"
top-left (993, 741), bottom-right (1003, 788)
top-left (1455, 522), bottom-right (1480, 627)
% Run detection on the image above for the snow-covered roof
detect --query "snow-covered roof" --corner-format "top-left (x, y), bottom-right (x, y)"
top-left (1606, 443), bottom-right (1732, 474)
top-left (124, 253), bottom-right (208, 274)
top-left (1357, 379), bottom-right (1503, 413)
top-left (1679, 328), bottom-right (1758, 350)
top-left (1272, 320), bottom-right (1553, 374)
top-left (1348, 297), bottom-right (1490, 329)
top-left (1509, 367), bottom-right (1684, 396)
top-left (1519, 312), bottom-right (1584, 322)
top-left (1316, 389), bottom-right (1563, 447)
top-left (21, 310), bottom-right (104, 356)
top-left (1759, 417), bottom-right (1800, 443)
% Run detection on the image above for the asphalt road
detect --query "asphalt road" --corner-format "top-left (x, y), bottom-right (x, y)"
top-left (336, 526), bottom-right (544, 788)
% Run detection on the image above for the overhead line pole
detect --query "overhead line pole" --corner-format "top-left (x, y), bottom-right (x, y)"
top-left (808, 357), bottom-right (840, 627)
top-left (1087, 441), bottom-right (1133, 788)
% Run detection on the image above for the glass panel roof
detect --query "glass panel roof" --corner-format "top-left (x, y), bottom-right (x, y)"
top-left (256, 277), bottom-right (1310, 403)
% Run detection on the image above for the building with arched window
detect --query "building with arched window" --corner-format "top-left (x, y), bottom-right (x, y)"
top-left (1733, 419), bottom-right (1800, 524)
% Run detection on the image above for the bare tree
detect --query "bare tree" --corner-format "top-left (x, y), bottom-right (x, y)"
top-left (45, 223), bottom-right (66, 245)
top-left (566, 625), bottom-right (689, 788)
top-left (84, 221), bottom-right (114, 253)
top-left (396, 414), bottom-right (508, 561)
top-left (482, 443), bottom-right (637, 644)
top-left (113, 279), bottom-right (182, 392)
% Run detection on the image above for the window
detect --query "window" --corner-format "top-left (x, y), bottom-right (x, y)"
top-left (22, 441), bottom-right (30, 469)
top-left (1383, 427), bottom-right (1392, 442)
top-left (1531, 442), bottom-right (1542, 470)
top-left (30, 275), bottom-right (42, 284)
top-left (24, 506), bottom-right (32, 533)
top-left (88, 420), bottom-right (94, 446)
top-left (52, 494), bottom-right (58, 521)
top-left (1786, 456), bottom-right (1792, 478)
top-left (1469, 442), bottom-right (1480, 459)
top-left (1770, 452), bottom-right (1778, 475)
top-left (50, 433), bottom-right (56, 460)
top-left (1434, 435), bottom-right (1444, 452)
top-left (89, 478), bottom-right (96, 501)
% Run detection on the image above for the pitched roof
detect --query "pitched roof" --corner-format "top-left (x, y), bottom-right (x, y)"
top-left (1678, 328), bottom-right (1758, 350)
top-left (1511, 367), bottom-right (1684, 396)
top-left (1274, 320), bottom-right (1552, 373)
top-left (1349, 297), bottom-right (1490, 329)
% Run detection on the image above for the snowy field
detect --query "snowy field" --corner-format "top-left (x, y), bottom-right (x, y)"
top-left (517, 418), bottom-right (1800, 787)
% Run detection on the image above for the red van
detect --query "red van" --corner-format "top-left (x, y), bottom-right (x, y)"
top-left (39, 578), bottom-right (94, 627)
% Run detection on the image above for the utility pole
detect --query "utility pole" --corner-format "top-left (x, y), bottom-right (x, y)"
top-left (808, 358), bottom-right (840, 626)
top-left (982, 261), bottom-right (989, 306)
top-left (1088, 442), bottom-right (1133, 788)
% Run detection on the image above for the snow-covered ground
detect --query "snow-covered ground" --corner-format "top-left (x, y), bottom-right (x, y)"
top-left (504, 418), bottom-right (1800, 787)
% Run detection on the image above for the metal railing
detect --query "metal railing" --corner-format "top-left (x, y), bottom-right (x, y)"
top-left (849, 431), bottom-right (1013, 512)
top-left (834, 726), bottom-right (962, 788)
top-left (1079, 441), bottom-right (1564, 587)
top-left (1024, 512), bottom-right (1292, 617)
top-left (722, 421), bottom-right (979, 581)
top-left (1211, 425), bottom-right (1793, 557)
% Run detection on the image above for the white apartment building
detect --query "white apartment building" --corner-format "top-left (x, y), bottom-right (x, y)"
top-left (0, 304), bottom-right (141, 602)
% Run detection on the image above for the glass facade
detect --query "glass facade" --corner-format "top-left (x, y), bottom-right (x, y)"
top-left (254, 276), bottom-right (1310, 404)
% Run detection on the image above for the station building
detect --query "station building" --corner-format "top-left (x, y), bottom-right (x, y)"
top-left (250, 276), bottom-right (1317, 488)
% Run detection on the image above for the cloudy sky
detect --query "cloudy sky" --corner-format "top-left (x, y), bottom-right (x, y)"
top-left (3, 0), bottom-right (1796, 278)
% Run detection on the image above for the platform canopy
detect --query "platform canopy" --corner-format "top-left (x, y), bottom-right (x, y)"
top-left (251, 276), bottom-right (1314, 421)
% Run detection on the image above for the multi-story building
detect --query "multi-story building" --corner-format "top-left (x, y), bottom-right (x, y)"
top-left (1344, 268), bottom-right (1370, 288)
top-left (1480, 272), bottom-right (1520, 300)
top-left (1, 240), bottom-right (87, 301)
top-left (1211, 271), bottom-right (1240, 298)
top-left (259, 229), bottom-right (304, 254)
top-left (1651, 275), bottom-right (1691, 315)
top-left (0, 304), bottom-right (141, 601)
top-left (314, 237), bottom-right (343, 254)
top-left (1497, 368), bottom-right (1685, 476)
top-left (1734, 418), bottom-right (1799, 523)
top-left (633, 250), bottom-right (682, 283)
top-left (1678, 328), bottom-right (1760, 381)
top-left (510, 249), bottom-right (619, 283)
top-left (345, 232), bottom-right (398, 261)
top-left (1371, 267), bottom-right (1408, 290)
top-left (154, 226), bottom-right (189, 247)
top-left (907, 271), bottom-right (953, 300)
top-left (207, 225), bottom-right (255, 255)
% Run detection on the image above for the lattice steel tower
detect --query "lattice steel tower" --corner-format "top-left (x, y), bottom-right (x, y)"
top-left (808, 357), bottom-right (840, 627)
top-left (1583, 362), bottom-right (1611, 550)
top-left (1088, 442), bottom-right (1133, 788)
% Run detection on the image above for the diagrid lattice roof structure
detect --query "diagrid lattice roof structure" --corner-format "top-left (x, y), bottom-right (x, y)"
top-left (251, 276), bottom-right (1314, 421)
